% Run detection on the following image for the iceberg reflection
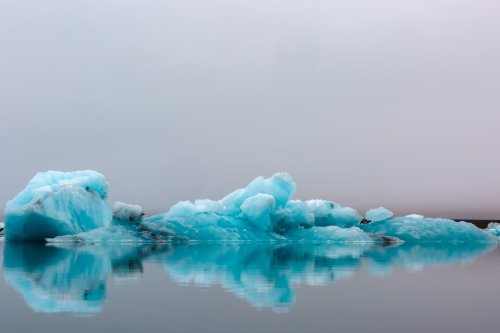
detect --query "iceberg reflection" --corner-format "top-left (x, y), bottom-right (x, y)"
top-left (2, 241), bottom-right (497, 313)
top-left (2, 243), bottom-right (166, 313)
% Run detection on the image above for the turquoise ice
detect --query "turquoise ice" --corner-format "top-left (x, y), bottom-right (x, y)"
top-left (4, 171), bottom-right (111, 241)
top-left (486, 222), bottom-right (500, 236)
top-left (112, 201), bottom-right (144, 221)
top-left (365, 207), bottom-right (393, 221)
top-left (361, 216), bottom-right (496, 243)
top-left (3, 170), bottom-right (498, 244)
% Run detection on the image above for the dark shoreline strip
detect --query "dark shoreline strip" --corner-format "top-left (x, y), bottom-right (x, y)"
top-left (456, 220), bottom-right (498, 228)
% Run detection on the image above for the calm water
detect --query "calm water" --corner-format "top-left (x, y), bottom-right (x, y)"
top-left (0, 240), bottom-right (499, 333)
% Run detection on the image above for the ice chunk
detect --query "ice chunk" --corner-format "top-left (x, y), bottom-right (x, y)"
top-left (486, 222), bottom-right (500, 236)
top-left (305, 200), bottom-right (362, 227)
top-left (306, 200), bottom-right (337, 226)
top-left (366, 207), bottom-right (394, 222)
top-left (361, 217), bottom-right (497, 243)
top-left (221, 173), bottom-right (296, 209)
top-left (167, 201), bottom-right (197, 217)
top-left (331, 206), bottom-right (363, 227)
top-left (286, 226), bottom-right (375, 243)
top-left (4, 171), bottom-right (111, 241)
top-left (112, 202), bottom-right (144, 221)
top-left (240, 194), bottom-right (276, 231)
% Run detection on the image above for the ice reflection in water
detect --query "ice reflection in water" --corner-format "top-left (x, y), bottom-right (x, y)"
top-left (2, 241), bottom-right (497, 313)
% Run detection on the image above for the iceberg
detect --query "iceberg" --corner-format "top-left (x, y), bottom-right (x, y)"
top-left (4, 170), bottom-right (111, 241)
top-left (3, 170), bottom-right (498, 244)
top-left (360, 216), bottom-right (497, 243)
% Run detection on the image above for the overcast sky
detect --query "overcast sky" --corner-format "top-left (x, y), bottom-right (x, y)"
top-left (1, 0), bottom-right (499, 219)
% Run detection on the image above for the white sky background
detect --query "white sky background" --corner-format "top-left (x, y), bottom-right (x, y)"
top-left (0, 0), bottom-right (499, 218)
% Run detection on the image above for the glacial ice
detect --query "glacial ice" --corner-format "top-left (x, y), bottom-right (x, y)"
top-left (112, 201), bottom-right (144, 221)
top-left (486, 222), bottom-right (500, 236)
top-left (361, 216), bottom-right (497, 243)
top-left (366, 207), bottom-right (393, 222)
top-left (3, 170), bottom-right (498, 244)
top-left (4, 170), bottom-right (111, 241)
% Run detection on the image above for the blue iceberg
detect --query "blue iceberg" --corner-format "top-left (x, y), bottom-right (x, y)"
top-left (360, 216), bottom-right (496, 243)
top-left (3, 170), bottom-right (498, 244)
top-left (4, 170), bottom-right (111, 241)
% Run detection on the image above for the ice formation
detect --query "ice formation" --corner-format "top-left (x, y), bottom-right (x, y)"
top-left (3, 170), bottom-right (498, 244)
top-left (486, 222), bottom-right (500, 236)
top-left (4, 171), bottom-right (111, 241)
top-left (112, 201), bottom-right (144, 221)
top-left (365, 207), bottom-right (393, 222)
top-left (361, 216), bottom-right (497, 243)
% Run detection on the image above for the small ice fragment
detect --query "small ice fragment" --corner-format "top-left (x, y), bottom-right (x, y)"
top-left (486, 222), bottom-right (500, 236)
top-left (366, 207), bottom-right (394, 222)
top-left (112, 202), bottom-right (144, 221)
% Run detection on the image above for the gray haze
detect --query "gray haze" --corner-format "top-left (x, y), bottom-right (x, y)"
top-left (1, 0), bottom-right (499, 219)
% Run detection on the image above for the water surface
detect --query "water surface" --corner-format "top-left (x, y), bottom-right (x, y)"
top-left (0, 241), bottom-right (499, 332)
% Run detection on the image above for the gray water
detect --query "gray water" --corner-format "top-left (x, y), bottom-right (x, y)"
top-left (0, 240), bottom-right (499, 333)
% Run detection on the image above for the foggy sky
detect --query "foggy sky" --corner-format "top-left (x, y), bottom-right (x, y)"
top-left (1, 0), bottom-right (499, 219)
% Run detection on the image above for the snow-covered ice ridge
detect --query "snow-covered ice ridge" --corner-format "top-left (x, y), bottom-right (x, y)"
top-left (3, 170), bottom-right (498, 243)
